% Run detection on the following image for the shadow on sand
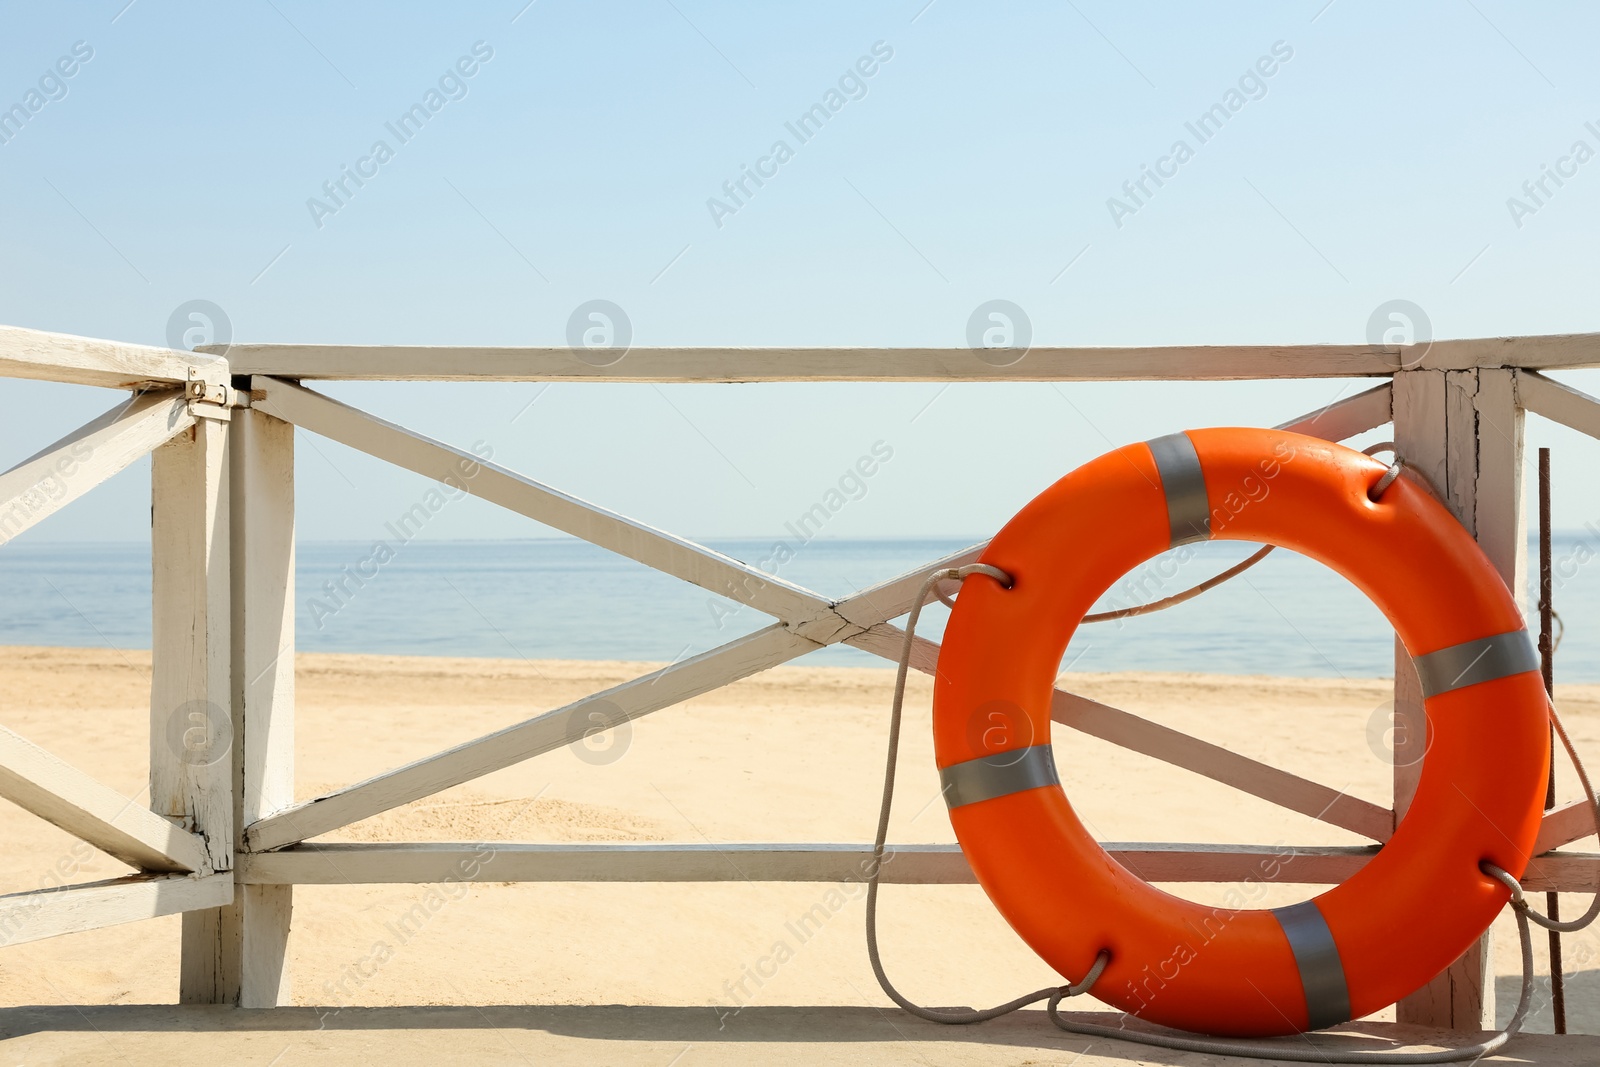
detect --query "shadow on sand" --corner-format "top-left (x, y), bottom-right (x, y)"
top-left (1496, 968), bottom-right (1600, 1035)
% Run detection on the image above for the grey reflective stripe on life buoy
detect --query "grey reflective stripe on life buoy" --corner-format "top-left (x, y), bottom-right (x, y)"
top-left (1272, 901), bottom-right (1351, 1031)
top-left (1147, 433), bottom-right (1211, 547)
top-left (1412, 630), bottom-right (1539, 699)
top-left (940, 745), bottom-right (1059, 809)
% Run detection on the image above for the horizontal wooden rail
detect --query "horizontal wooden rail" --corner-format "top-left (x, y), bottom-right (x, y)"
top-left (0, 391), bottom-right (195, 546)
top-left (0, 725), bottom-right (207, 873)
top-left (0, 873), bottom-right (233, 948)
top-left (235, 840), bottom-right (1600, 892)
top-left (237, 841), bottom-right (1364, 885)
top-left (213, 334), bottom-right (1600, 381)
top-left (0, 324), bottom-right (227, 390)
top-left (1521, 851), bottom-right (1600, 893)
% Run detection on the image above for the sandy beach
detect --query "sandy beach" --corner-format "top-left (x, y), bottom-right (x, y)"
top-left (2, 646), bottom-right (1598, 1062)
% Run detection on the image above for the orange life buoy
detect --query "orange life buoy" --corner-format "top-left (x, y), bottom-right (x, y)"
top-left (932, 427), bottom-right (1549, 1037)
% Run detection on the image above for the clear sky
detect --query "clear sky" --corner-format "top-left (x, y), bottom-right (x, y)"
top-left (3, 1), bottom-right (1598, 543)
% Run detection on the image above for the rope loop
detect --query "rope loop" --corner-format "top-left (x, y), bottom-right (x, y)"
top-left (1362, 442), bottom-right (1404, 502)
top-left (1482, 862), bottom-right (1529, 911)
top-left (932, 564), bottom-right (1012, 607)
top-left (1369, 460), bottom-right (1404, 501)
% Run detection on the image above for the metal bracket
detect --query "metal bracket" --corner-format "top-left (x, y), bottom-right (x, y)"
top-left (186, 367), bottom-right (238, 421)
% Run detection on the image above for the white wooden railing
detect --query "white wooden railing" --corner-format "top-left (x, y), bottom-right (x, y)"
top-left (2, 324), bottom-right (1599, 1031)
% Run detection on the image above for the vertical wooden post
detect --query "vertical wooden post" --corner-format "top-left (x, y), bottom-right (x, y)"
top-left (1391, 368), bottom-right (1525, 1030)
top-left (1472, 370), bottom-right (1528, 602)
top-left (232, 406), bottom-right (296, 1007)
top-left (150, 416), bottom-right (236, 1001)
top-left (1391, 371), bottom-right (1444, 823)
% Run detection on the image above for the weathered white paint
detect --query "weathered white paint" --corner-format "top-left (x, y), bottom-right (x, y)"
top-left (215, 334), bottom-right (1600, 381)
top-left (0, 874), bottom-right (233, 948)
top-left (150, 419), bottom-right (236, 1004)
top-left (235, 840), bottom-right (1596, 893)
top-left (226, 408), bottom-right (298, 1007)
top-left (150, 420), bottom-right (233, 871)
top-left (1390, 366), bottom-right (1526, 1030)
top-left (0, 324), bottom-right (227, 390)
top-left (237, 841), bottom-right (1379, 887)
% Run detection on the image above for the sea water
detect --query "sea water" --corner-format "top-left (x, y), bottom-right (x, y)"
top-left (1, 536), bottom-right (1597, 680)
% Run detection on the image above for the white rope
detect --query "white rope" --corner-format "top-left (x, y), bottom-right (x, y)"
top-left (865, 564), bottom-right (1108, 1023)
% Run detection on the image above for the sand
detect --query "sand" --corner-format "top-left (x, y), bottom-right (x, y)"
top-left (1, 646), bottom-right (1599, 1065)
